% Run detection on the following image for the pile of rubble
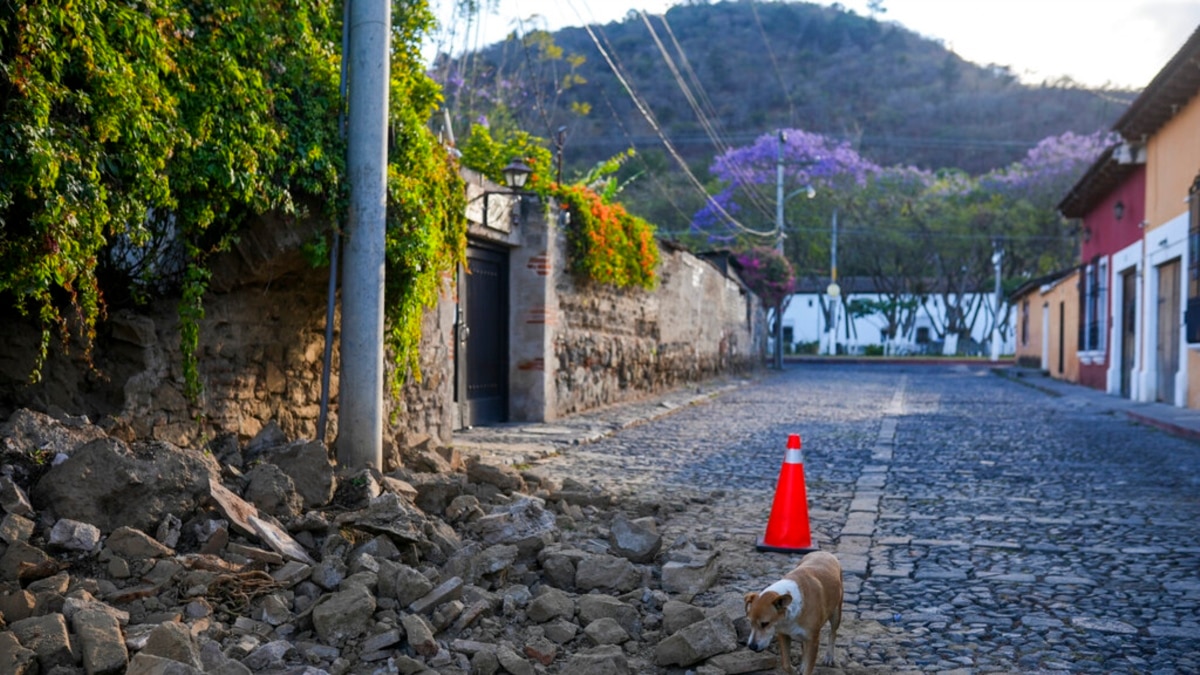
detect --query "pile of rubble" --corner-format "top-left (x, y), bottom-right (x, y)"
top-left (0, 409), bottom-right (775, 674)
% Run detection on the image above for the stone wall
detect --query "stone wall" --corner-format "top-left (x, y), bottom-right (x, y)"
top-left (0, 214), bottom-right (455, 470)
top-left (1, 187), bottom-right (765, 460)
top-left (552, 239), bottom-right (766, 417)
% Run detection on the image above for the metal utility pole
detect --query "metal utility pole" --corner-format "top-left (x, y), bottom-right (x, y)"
top-left (991, 244), bottom-right (1003, 363)
top-left (826, 209), bottom-right (840, 355)
top-left (774, 130), bottom-right (786, 370)
top-left (338, 0), bottom-right (391, 470)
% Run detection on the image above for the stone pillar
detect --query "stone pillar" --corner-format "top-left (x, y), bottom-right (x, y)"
top-left (508, 198), bottom-right (558, 422)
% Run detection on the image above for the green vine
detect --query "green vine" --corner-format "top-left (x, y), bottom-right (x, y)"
top-left (1, 0), bottom-right (466, 403)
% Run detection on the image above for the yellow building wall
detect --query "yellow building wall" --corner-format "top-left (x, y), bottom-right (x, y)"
top-left (1145, 99), bottom-right (1200, 231)
top-left (1013, 291), bottom-right (1046, 368)
top-left (1145, 91), bottom-right (1200, 407)
top-left (1042, 273), bottom-right (1081, 383)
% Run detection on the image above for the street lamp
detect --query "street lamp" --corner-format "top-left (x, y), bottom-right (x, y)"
top-left (476, 158), bottom-right (533, 231)
top-left (502, 157), bottom-right (532, 190)
top-left (772, 130), bottom-right (821, 368)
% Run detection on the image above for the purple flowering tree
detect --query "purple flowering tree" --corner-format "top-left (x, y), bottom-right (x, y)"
top-left (692, 129), bottom-right (878, 246)
top-left (693, 130), bottom-right (877, 357)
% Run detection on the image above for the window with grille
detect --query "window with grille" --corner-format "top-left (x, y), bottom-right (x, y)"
top-left (1081, 258), bottom-right (1107, 352)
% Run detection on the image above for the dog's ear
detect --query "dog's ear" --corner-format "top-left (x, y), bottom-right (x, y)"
top-left (772, 594), bottom-right (792, 612)
top-left (743, 592), bottom-right (759, 612)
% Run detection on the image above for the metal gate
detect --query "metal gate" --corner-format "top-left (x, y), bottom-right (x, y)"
top-left (456, 246), bottom-right (508, 427)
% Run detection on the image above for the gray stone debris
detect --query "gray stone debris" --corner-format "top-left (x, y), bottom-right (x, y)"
top-left (0, 407), bottom-right (745, 674)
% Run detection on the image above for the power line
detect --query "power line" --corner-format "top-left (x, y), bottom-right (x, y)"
top-left (564, 0), bottom-right (775, 240)
top-left (639, 11), bottom-right (777, 225)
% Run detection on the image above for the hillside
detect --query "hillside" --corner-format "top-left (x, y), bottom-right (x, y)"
top-left (436, 1), bottom-right (1134, 180)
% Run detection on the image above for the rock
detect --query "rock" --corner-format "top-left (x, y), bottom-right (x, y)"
top-left (242, 640), bottom-right (296, 670)
top-left (343, 492), bottom-right (430, 547)
top-left (73, 607), bottom-right (129, 674)
top-left (409, 446), bottom-right (453, 473)
top-left (523, 635), bottom-right (558, 665)
top-left (378, 560), bottom-right (434, 606)
top-left (249, 514), bottom-right (315, 564)
top-left (527, 587), bottom-right (576, 622)
top-left (609, 513), bottom-right (662, 563)
top-left (0, 631), bottom-right (38, 674)
top-left (477, 543), bottom-right (519, 577)
top-left (362, 629), bottom-right (403, 652)
top-left (0, 589), bottom-right (37, 623)
top-left (543, 618), bottom-right (579, 644)
top-left (575, 553), bottom-right (641, 592)
top-left (206, 480), bottom-right (259, 536)
top-left (245, 420), bottom-right (288, 459)
top-left (585, 617), bottom-right (630, 645)
top-left (312, 584), bottom-right (375, 643)
top-left (445, 494), bottom-right (484, 523)
top-left (401, 613), bottom-right (438, 657)
top-left (8, 613), bottom-right (73, 670)
top-left (654, 614), bottom-right (738, 667)
top-left (663, 599), bottom-right (706, 634)
top-left (0, 512), bottom-right (35, 544)
top-left (400, 470), bottom-right (466, 515)
top-left (266, 440), bottom-right (335, 508)
top-left (106, 526), bottom-right (174, 559)
top-left (661, 547), bottom-right (721, 597)
top-left (408, 576), bottom-right (464, 614)
top-left (0, 540), bottom-right (56, 583)
top-left (0, 408), bottom-right (105, 464)
top-left (126, 652), bottom-right (206, 674)
top-left (578, 594), bottom-right (640, 636)
top-left (472, 496), bottom-right (557, 553)
top-left (0, 475), bottom-right (34, 516)
top-left (538, 546), bottom-right (586, 590)
top-left (32, 437), bottom-right (220, 533)
top-left (496, 646), bottom-right (535, 675)
top-left (142, 621), bottom-right (203, 669)
top-left (466, 456), bottom-right (527, 494)
top-left (563, 645), bottom-right (630, 675)
top-left (706, 651), bottom-right (781, 674)
top-left (244, 462), bottom-right (303, 518)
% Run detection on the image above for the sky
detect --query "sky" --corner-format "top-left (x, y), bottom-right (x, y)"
top-left (426, 0), bottom-right (1200, 90)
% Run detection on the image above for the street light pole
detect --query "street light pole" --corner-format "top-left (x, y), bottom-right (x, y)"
top-left (826, 209), bottom-right (840, 355)
top-left (339, 0), bottom-right (391, 471)
top-left (774, 130), bottom-right (786, 370)
top-left (991, 244), bottom-right (1003, 362)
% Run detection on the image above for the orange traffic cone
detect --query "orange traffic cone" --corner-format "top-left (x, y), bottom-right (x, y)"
top-left (756, 433), bottom-right (818, 553)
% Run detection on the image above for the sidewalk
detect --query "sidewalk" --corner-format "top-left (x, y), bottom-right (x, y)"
top-left (453, 365), bottom-right (1200, 463)
top-left (993, 364), bottom-right (1200, 442)
top-left (452, 373), bottom-right (759, 463)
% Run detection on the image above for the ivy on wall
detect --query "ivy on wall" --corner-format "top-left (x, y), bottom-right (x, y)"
top-left (0, 0), bottom-right (465, 399)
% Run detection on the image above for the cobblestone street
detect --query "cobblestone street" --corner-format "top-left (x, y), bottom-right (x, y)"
top-left (461, 364), bottom-right (1200, 674)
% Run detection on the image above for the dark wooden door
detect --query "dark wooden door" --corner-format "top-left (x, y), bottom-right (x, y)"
top-left (1120, 269), bottom-right (1136, 398)
top-left (457, 246), bottom-right (508, 427)
top-left (1156, 260), bottom-right (1180, 404)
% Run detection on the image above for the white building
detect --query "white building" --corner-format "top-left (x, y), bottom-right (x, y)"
top-left (777, 278), bottom-right (1016, 356)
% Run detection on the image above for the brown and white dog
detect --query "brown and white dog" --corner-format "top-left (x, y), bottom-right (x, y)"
top-left (744, 551), bottom-right (844, 675)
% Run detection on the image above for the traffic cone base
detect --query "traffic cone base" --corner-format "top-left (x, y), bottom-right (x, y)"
top-left (756, 433), bottom-right (818, 553)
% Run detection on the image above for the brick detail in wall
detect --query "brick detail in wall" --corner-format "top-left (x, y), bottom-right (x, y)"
top-left (526, 252), bottom-right (551, 276)
top-left (517, 358), bottom-right (545, 371)
top-left (526, 307), bottom-right (555, 325)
